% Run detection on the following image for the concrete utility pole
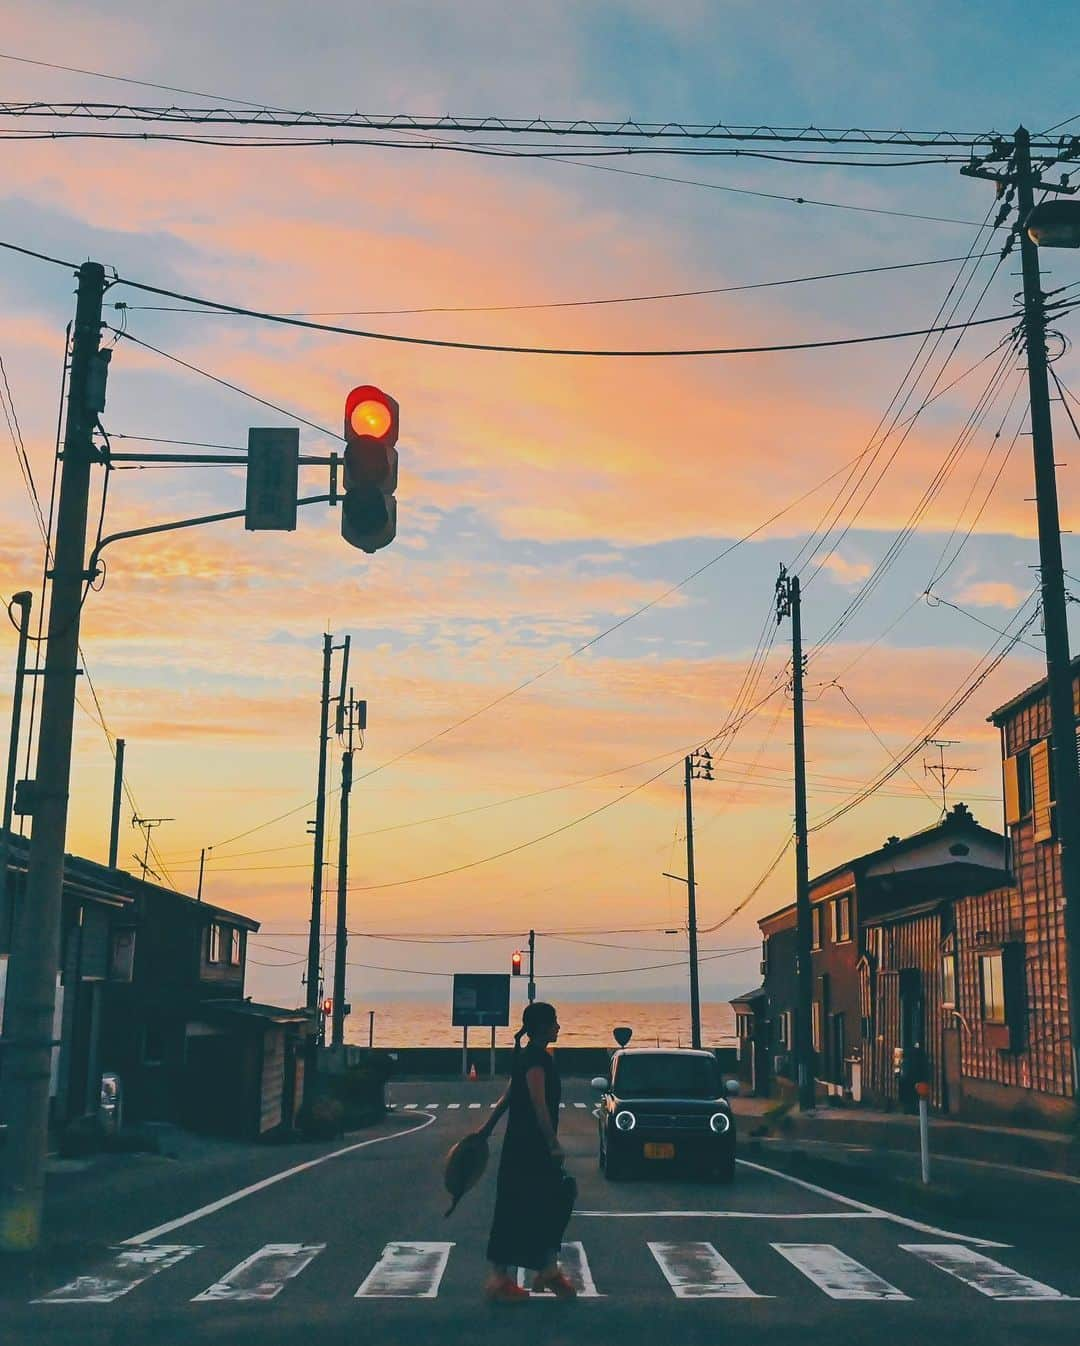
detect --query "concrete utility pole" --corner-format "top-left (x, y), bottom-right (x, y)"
top-left (331, 696), bottom-right (355, 1049)
top-left (305, 633), bottom-right (333, 1026)
top-left (683, 753), bottom-right (710, 1051)
top-left (107, 737), bottom-right (125, 867)
top-left (777, 566), bottom-right (815, 1112)
top-left (196, 845), bottom-right (211, 901)
top-left (1012, 127), bottom-right (1080, 1095)
top-left (1, 591), bottom-right (32, 943)
top-left (527, 928), bottom-right (536, 1004)
top-left (0, 261), bottom-right (107, 1251)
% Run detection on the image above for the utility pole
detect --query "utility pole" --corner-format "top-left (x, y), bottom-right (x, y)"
top-left (107, 737), bottom-right (124, 868)
top-left (683, 750), bottom-right (712, 1050)
top-left (527, 928), bottom-right (536, 1004)
top-left (305, 633), bottom-right (333, 1027)
top-left (1013, 127), bottom-right (1080, 1094)
top-left (777, 566), bottom-right (815, 1112)
top-left (0, 261), bottom-right (107, 1252)
top-left (331, 693), bottom-right (355, 1049)
top-left (1, 591), bottom-right (32, 945)
top-left (196, 845), bottom-right (211, 901)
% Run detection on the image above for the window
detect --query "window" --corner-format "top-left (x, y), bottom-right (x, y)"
top-left (777, 1010), bottom-right (792, 1050)
top-left (1017, 749), bottom-right (1033, 817)
top-left (979, 951), bottom-right (1006, 1024)
top-left (736, 1012), bottom-right (753, 1041)
top-left (811, 905), bottom-right (824, 950)
top-left (1031, 739), bottom-right (1054, 842)
top-left (109, 928), bottom-right (136, 982)
top-left (831, 894), bottom-right (852, 943)
top-left (229, 927), bottom-right (242, 967)
top-left (941, 952), bottom-right (957, 1008)
top-left (811, 1000), bottom-right (823, 1053)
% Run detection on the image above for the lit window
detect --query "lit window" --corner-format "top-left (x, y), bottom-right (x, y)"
top-left (831, 894), bottom-right (852, 943)
top-left (979, 951), bottom-right (1006, 1024)
top-left (942, 952), bottom-right (957, 1008)
top-left (811, 906), bottom-right (823, 949)
top-left (230, 927), bottom-right (242, 967)
top-left (208, 922), bottom-right (222, 963)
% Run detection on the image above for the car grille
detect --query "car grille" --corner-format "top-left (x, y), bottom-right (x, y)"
top-left (635, 1113), bottom-right (711, 1130)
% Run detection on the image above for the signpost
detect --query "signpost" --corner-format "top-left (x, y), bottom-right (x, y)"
top-left (452, 974), bottom-right (511, 1080)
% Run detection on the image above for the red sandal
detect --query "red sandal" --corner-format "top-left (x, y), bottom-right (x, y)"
top-left (485, 1274), bottom-right (530, 1304)
top-left (532, 1269), bottom-right (578, 1299)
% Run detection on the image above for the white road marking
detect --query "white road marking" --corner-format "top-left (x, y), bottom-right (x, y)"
top-left (559, 1102), bottom-right (566, 1109)
top-left (648, 1241), bottom-right (764, 1298)
top-left (735, 1158), bottom-right (1009, 1248)
top-left (902, 1244), bottom-right (1073, 1301)
top-left (516, 1242), bottom-right (603, 1297)
top-left (355, 1242), bottom-right (454, 1298)
top-left (468, 1103), bottom-right (482, 1109)
top-left (425, 1103), bottom-right (439, 1110)
top-left (35, 1245), bottom-right (199, 1303)
top-left (577, 1210), bottom-right (881, 1220)
top-left (772, 1242), bottom-right (909, 1300)
top-left (489, 1102), bottom-right (498, 1108)
top-left (402, 1103), bottom-right (418, 1110)
top-left (447, 1103), bottom-right (461, 1110)
top-left (573, 1102), bottom-right (587, 1109)
top-left (122, 1112), bottom-right (438, 1246)
top-left (192, 1243), bottom-right (324, 1302)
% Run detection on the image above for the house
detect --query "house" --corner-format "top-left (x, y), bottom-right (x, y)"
top-left (742, 805), bottom-right (1009, 1109)
top-left (946, 659), bottom-right (1080, 1128)
top-left (2, 835), bottom-right (310, 1140)
top-left (100, 876), bottom-right (310, 1139)
top-left (1, 833), bottom-right (136, 1126)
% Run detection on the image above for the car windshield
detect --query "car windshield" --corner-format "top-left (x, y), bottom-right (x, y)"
top-left (613, 1054), bottom-right (722, 1099)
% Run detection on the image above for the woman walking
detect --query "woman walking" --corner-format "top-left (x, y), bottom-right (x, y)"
top-left (481, 1001), bottom-right (576, 1303)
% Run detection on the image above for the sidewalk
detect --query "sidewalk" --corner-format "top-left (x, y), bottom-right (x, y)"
top-left (732, 1094), bottom-right (1080, 1178)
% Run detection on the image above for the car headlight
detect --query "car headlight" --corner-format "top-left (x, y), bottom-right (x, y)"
top-left (613, 1110), bottom-right (636, 1132)
top-left (709, 1112), bottom-right (731, 1134)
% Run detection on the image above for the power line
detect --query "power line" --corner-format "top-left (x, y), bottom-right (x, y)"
top-left (110, 253), bottom-right (997, 319)
top-left (1, 103), bottom-right (1069, 149)
top-left (109, 281), bottom-right (1020, 359)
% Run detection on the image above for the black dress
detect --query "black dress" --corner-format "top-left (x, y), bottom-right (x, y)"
top-left (486, 1041), bottom-right (571, 1270)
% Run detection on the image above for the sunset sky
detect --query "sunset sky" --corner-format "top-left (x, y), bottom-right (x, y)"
top-left (1, 2), bottom-right (1078, 1023)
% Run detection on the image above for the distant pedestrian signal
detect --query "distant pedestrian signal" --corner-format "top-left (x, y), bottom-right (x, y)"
top-left (511, 951), bottom-right (523, 976)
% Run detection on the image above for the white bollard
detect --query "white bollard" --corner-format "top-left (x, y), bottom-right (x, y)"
top-left (917, 1083), bottom-right (931, 1184)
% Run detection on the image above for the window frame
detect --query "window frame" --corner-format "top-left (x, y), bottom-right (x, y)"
top-left (941, 950), bottom-right (957, 1009)
top-left (229, 926), bottom-right (242, 967)
top-left (208, 921), bottom-right (223, 964)
top-left (831, 893), bottom-right (852, 944)
top-left (811, 905), bottom-right (824, 950)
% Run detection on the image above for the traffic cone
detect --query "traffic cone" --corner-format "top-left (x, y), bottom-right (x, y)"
top-left (468, 1064), bottom-right (478, 1082)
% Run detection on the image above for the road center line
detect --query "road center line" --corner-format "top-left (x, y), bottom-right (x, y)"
top-left (735, 1158), bottom-right (1008, 1248)
top-left (121, 1112), bottom-right (438, 1246)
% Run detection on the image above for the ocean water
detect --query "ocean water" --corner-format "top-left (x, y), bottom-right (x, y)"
top-left (344, 1000), bottom-right (737, 1049)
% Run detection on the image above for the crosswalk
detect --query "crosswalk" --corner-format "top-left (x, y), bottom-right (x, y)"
top-left (33, 1239), bottom-right (1075, 1305)
top-left (399, 1101), bottom-right (590, 1112)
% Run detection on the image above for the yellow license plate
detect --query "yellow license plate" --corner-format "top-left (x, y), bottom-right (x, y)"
top-left (644, 1143), bottom-right (675, 1160)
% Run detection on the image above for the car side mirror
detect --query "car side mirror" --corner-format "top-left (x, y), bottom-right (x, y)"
top-left (724, 1078), bottom-right (740, 1098)
top-left (590, 1076), bottom-right (609, 1092)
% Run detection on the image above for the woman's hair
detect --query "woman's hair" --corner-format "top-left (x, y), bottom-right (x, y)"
top-left (513, 1001), bottom-right (557, 1054)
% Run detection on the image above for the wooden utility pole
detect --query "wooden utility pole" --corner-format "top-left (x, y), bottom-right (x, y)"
top-left (107, 737), bottom-right (124, 868)
top-left (0, 262), bottom-right (107, 1251)
top-left (777, 566), bottom-right (815, 1112)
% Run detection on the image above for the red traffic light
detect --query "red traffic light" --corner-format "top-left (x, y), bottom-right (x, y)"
top-left (511, 951), bottom-right (523, 975)
top-left (322, 997), bottom-right (333, 1016)
top-left (341, 384), bottom-right (399, 554)
top-left (344, 384), bottom-right (399, 486)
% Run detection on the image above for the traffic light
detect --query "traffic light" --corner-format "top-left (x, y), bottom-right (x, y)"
top-left (341, 384), bottom-right (399, 553)
top-left (322, 997), bottom-right (333, 1016)
top-left (511, 950), bottom-right (523, 976)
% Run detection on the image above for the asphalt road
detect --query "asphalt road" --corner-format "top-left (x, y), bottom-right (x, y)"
top-left (2, 1080), bottom-right (1078, 1346)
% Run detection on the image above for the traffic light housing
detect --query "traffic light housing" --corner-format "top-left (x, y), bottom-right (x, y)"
top-left (511, 951), bottom-right (523, 976)
top-left (322, 997), bottom-right (333, 1016)
top-left (341, 384), bottom-right (399, 553)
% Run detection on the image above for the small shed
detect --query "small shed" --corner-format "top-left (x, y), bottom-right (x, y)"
top-left (729, 986), bottom-right (770, 1096)
top-left (183, 1000), bottom-right (309, 1139)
